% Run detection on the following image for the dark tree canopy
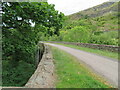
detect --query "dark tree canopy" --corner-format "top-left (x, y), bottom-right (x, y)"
top-left (2, 2), bottom-right (64, 34)
top-left (2, 2), bottom-right (65, 86)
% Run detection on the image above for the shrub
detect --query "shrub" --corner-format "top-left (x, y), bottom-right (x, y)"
top-left (61, 26), bottom-right (91, 43)
top-left (90, 31), bottom-right (118, 45)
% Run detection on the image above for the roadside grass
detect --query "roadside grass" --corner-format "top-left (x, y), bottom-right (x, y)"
top-left (54, 43), bottom-right (118, 60)
top-left (51, 46), bottom-right (112, 88)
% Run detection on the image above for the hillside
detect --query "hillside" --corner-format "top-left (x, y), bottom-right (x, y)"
top-left (53, 1), bottom-right (119, 46)
top-left (68, 2), bottom-right (119, 20)
top-left (63, 1), bottom-right (119, 32)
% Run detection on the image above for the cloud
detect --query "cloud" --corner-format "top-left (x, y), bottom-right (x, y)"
top-left (48, 0), bottom-right (109, 15)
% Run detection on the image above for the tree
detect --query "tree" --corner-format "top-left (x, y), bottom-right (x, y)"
top-left (2, 2), bottom-right (65, 65)
top-left (2, 2), bottom-right (65, 86)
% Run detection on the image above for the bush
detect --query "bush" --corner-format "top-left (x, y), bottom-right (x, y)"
top-left (90, 31), bottom-right (118, 45)
top-left (2, 60), bottom-right (36, 86)
top-left (61, 26), bottom-right (91, 43)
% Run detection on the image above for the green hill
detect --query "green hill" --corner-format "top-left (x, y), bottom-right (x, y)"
top-left (52, 1), bottom-right (119, 46)
top-left (68, 2), bottom-right (119, 20)
top-left (63, 1), bottom-right (119, 32)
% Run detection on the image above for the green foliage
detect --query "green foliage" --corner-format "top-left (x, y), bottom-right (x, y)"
top-left (49, 35), bottom-right (60, 41)
top-left (90, 31), bottom-right (118, 45)
top-left (57, 11), bottom-right (119, 46)
top-left (2, 2), bottom-right (65, 86)
top-left (3, 60), bottom-right (36, 86)
top-left (60, 26), bottom-right (91, 43)
top-left (2, 2), bottom-right (65, 36)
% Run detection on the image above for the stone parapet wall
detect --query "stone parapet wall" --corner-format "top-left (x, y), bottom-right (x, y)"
top-left (25, 44), bottom-right (55, 88)
top-left (47, 41), bottom-right (119, 52)
top-left (2, 44), bottom-right (55, 89)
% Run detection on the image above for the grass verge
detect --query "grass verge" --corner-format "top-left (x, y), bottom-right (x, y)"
top-left (51, 46), bottom-right (112, 88)
top-left (54, 43), bottom-right (118, 60)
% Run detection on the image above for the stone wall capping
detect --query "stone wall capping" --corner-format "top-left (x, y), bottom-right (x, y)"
top-left (47, 41), bottom-right (119, 52)
top-left (25, 44), bottom-right (55, 88)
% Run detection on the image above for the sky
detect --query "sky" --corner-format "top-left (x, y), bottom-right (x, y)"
top-left (48, 0), bottom-right (109, 15)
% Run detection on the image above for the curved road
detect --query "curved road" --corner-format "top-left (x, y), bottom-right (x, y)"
top-left (45, 43), bottom-right (118, 87)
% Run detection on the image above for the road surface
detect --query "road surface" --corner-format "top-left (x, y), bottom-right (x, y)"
top-left (45, 43), bottom-right (118, 87)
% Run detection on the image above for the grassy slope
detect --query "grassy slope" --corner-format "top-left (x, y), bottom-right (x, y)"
top-left (66, 2), bottom-right (119, 32)
top-left (54, 43), bottom-right (118, 60)
top-left (91, 12), bottom-right (118, 31)
top-left (68, 2), bottom-right (118, 20)
top-left (51, 46), bottom-right (112, 88)
top-left (60, 2), bottom-right (119, 47)
top-left (65, 12), bottom-right (119, 32)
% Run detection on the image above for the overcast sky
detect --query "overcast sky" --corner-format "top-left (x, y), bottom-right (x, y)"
top-left (48, 0), bottom-right (109, 15)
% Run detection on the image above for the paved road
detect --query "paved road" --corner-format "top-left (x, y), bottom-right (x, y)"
top-left (46, 43), bottom-right (118, 87)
